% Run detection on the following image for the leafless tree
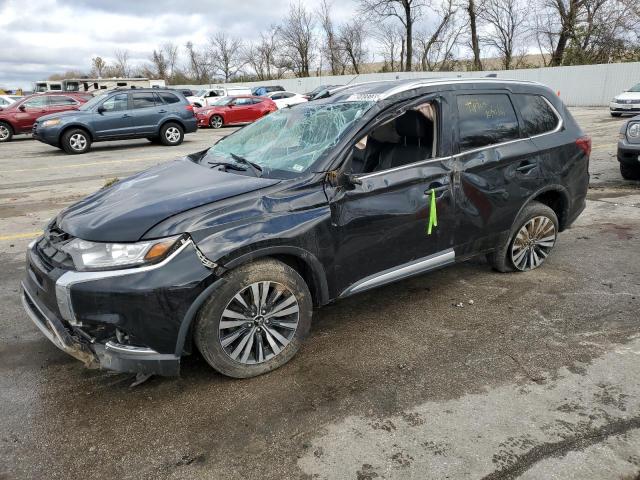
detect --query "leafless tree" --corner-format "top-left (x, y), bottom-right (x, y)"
top-left (150, 49), bottom-right (168, 79)
top-left (480, 0), bottom-right (527, 69)
top-left (113, 49), bottom-right (131, 77)
top-left (414, 0), bottom-right (461, 71)
top-left (338, 21), bottom-right (368, 74)
top-left (185, 41), bottom-right (210, 84)
top-left (91, 57), bottom-right (107, 77)
top-left (162, 43), bottom-right (179, 78)
top-left (466, 0), bottom-right (484, 70)
top-left (277, 2), bottom-right (316, 77)
top-left (318, 0), bottom-right (347, 74)
top-left (209, 33), bottom-right (246, 82)
top-left (374, 22), bottom-right (404, 71)
top-left (358, 0), bottom-right (428, 71)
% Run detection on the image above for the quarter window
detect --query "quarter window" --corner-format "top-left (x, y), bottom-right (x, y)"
top-left (132, 93), bottom-right (156, 109)
top-left (512, 94), bottom-right (559, 137)
top-left (157, 92), bottom-right (180, 104)
top-left (456, 94), bottom-right (519, 152)
top-left (101, 93), bottom-right (129, 112)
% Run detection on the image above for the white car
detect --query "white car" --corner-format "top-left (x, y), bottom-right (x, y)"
top-left (265, 91), bottom-right (308, 109)
top-left (0, 95), bottom-right (22, 108)
top-left (610, 83), bottom-right (640, 117)
top-left (187, 86), bottom-right (252, 108)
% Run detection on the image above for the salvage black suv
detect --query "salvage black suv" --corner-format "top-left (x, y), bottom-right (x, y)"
top-left (21, 78), bottom-right (590, 378)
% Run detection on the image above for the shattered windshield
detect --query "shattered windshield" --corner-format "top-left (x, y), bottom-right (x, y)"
top-left (202, 100), bottom-right (373, 178)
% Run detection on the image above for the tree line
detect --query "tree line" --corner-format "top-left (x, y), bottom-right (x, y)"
top-left (50, 0), bottom-right (640, 84)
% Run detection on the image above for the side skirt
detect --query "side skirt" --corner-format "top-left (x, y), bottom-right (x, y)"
top-left (338, 249), bottom-right (455, 298)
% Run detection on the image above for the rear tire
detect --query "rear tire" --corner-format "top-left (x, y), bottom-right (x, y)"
top-left (159, 122), bottom-right (184, 146)
top-left (620, 163), bottom-right (640, 180)
top-left (195, 258), bottom-right (312, 378)
top-left (0, 122), bottom-right (13, 142)
top-left (61, 128), bottom-right (91, 154)
top-left (487, 201), bottom-right (559, 273)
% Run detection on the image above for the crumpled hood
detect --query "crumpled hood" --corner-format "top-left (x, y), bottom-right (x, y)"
top-left (58, 157), bottom-right (280, 242)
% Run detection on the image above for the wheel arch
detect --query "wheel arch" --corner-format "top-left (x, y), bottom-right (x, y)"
top-left (60, 124), bottom-right (94, 142)
top-left (0, 119), bottom-right (15, 133)
top-left (518, 186), bottom-right (571, 231)
top-left (158, 117), bottom-right (186, 134)
top-left (173, 246), bottom-right (330, 357)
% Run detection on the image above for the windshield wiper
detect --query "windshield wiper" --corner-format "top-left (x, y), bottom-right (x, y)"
top-left (206, 161), bottom-right (247, 173)
top-left (230, 153), bottom-right (263, 177)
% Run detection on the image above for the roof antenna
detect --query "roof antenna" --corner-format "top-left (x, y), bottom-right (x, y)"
top-left (345, 74), bottom-right (360, 86)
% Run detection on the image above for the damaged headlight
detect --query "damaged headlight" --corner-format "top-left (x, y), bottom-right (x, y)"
top-left (62, 235), bottom-right (184, 271)
top-left (628, 123), bottom-right (640, 138)
top-left (41, 118), bottom-right (62, 128)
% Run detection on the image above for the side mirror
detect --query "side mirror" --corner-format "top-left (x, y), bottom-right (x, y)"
top-left (18, 104), bottom-right (26, 111)
top-left (97, 106), bottom-right (105, 114)
top-left (327, 170), bottom-right (362, 189)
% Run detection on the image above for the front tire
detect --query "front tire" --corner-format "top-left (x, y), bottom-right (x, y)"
top-left (0, 122), bottom-right (14, 142)
top-left (610, 112), bottom-right (622, 117)
top-left (488, 201), bottom-right (559, 272)
top-left (61, 128), bottom-right (91, 154)
top-left (195, 258), bottom-right (312, 378)
top-left (209, 115), bottom-right (223, 129)
top-left (159, 122), bottom-right (184, 146)
top-left (620, 163), bottom-right (640, 180)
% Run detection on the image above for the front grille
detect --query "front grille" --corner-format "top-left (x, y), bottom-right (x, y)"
top-left (619, 99), bottom-right (640, 105)
top-left (35, 223), bottom-right (75, 270)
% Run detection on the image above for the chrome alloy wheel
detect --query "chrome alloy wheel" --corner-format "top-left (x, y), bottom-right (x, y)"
top-left (218, 281), bottom-right (300, 364)
top-left (510, 215), bottom-right (557, 271)
top-left (0, 124), bottom-right (9, 141)
top-left (165, 126), bottom-right (181, 143)
top-left (210, 116), bottom-right (223, 128)
top-left (69, 133), bottom-right (87, 151)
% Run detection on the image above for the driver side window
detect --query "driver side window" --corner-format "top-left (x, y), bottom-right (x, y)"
top-left (101, 93), bottom-right (129, 112)
top-left (350, 101), bottom-right (438, 175)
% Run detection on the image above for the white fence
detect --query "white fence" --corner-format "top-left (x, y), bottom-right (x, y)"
top-left (175, 62), bottom-right (640, 107)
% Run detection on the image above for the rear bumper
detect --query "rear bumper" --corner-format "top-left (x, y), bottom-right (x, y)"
top-left (21, 281), bottom-right (180, 376)
top-left (184, 118), bottom-right (198, 133)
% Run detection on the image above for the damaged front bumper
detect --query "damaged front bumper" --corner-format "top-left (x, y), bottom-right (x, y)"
top-left (21, 235), bottom-right (216, 376)
top-left (21, 281), bottom-right (181, 376)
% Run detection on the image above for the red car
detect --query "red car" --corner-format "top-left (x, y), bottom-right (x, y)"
top-left (195, 95), bottom-right (277, 129)
top-left (0, 92), bottom-right (91, 142)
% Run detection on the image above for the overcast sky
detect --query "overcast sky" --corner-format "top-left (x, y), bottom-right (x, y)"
top-left (0, 0), bottom-right (357, 89)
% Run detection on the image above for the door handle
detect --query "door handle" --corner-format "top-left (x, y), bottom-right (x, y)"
top-left (516, 161), bottom-right (536, 173)
top-left (158, 109), bottom-right (167, 113)
top-left (425, 183), bottom-right (449, 197)
top-left (121, 114), bottom-right (131, 118)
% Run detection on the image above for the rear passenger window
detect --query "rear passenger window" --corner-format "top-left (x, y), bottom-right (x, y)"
top-left (512, 94), bottom-right (559, 136)
top-left (157, 92), bottom-right (180, 104)
top-left (456, 94), bottom-right (519, 152)
top-left (132, 93), bottom-right (156, 109)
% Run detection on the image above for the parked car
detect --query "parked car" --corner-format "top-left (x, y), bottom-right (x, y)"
top-left (265, 91), bottom-right (308, 109)
top-left (21, 78), bottom-right (589, 379)
top-left (617, 115), bottom-right (640, 179)
top-left (303, 84), bottom-right (343, 99)
top-left (251, 85), bottom-right (285, 96)
top-left (0, 94), bottom-right (22, 107)
top-left (0, 93), bottom-right (89, 142)
top-left (171, 88), bottom-right (193, 97)
top-left (32, 89), bottom-right (197, 154)
top-left (187, 86), bottom-right (252, 107)
top-left (195, 95), bottom-right (277, 128)
top-left (610, 83), bottom-right (640, 117)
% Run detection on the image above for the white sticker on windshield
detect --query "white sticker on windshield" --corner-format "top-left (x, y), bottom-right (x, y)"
top-left (292, 164), bottom-right (304, 172)
top-left (346, 93), bottom-right (382, 102)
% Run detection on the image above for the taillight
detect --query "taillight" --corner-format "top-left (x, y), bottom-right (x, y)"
top-left (576, 136), bottom-right (592, 157)
top-left (185, 104), bottom-right (195, 116)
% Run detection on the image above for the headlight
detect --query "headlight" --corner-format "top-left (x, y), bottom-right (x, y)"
top-left (41, 118), bottom-right (61, 128)
top-left (628, 123), bottom-right (640, 138)
top-left (612, 98), bottom-right (619, 103)
top-left (62, 235), bottom-right (184, 271)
